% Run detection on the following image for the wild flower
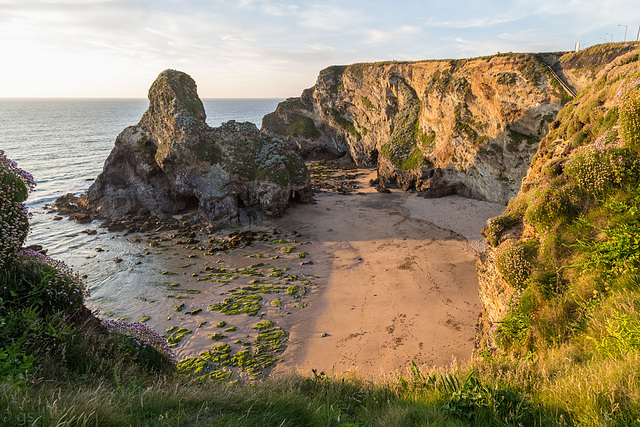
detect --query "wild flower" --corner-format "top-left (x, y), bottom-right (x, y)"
top-left (618, 82), bottom-right (640, 149)
top-left (0, 151), bottom-right (36, 268)
top-left (597, 50), bottom-right (640, 81)
top-left (8, 248), bottom-right (89, 312)
top-left (484, 217), bottom-right (505, 246)
top-left (103, 320), bottom-right (177, 365)
top-left (495, 239), bottom-right (534, 289)
top-left (565, 145), bottom-right (638, 194)
top-left (525, 184), bottom-right (574, 230)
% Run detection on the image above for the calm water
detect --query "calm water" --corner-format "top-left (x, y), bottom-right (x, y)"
top-left (0, 98), bottom-right (282, 319)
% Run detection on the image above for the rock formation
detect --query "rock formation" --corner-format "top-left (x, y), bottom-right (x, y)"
top-left (263, 46), bottom-right (637, 204)
top-left (77, 69), bottom-right (311, 229)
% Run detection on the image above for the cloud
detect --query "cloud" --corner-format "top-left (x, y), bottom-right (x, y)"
top-left (363, 25), bottom-right (421, 45)
top-left (2, 0), bottom-right (640, 97)
top-left (297, 3), bottom-right (362, 32)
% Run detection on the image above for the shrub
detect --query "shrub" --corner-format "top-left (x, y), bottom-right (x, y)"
top-left (593, 310), bottom-right (640, 358)
top-left (525, 184), bottom-right (576, 231)
top-left (495, 239), bottom-right (537, 288)
top-left (0, 151), bottom-right (36, 268)
top-left (573, 219), bottom-right (640, 280)
top-left (618, 80), bottom-right (640, 151)
top-left (289, 116), bottom-right (320, 138)
top-left (0, 249), bottom-right (88, 315)
top-left (103, 320), bottom-right (177, 371)
top-left (565, 145), bottom-right (639, 195)
top-left (496, 310), bottom-right (531, 349)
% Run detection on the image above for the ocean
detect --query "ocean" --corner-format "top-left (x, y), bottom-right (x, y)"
top-left (0, 98), bottom-right (282, 318)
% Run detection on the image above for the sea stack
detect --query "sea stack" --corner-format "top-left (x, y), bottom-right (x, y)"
top-left (78, 69), bottom-right (311, 228)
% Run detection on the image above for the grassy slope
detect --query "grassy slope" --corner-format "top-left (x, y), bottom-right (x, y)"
top-left (4, 45), bottom-right (640, 426)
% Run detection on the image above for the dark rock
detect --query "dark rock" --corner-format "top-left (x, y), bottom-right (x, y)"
top-left (107, 223), bottom-right (127, 232)
top-left (54, 193), bottom-right (80, 215)
top-left (72, 214), bottom-right (93, 224)
top-left (376, 185), bottom-right (391, 194)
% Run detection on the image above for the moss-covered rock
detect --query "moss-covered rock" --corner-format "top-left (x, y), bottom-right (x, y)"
top-left (77, 70), bottom-right (311, 229)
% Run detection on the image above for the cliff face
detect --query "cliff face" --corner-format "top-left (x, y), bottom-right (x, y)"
top-left (264, 54), bottom-right (576, 204)
top-left (474, 43), bottom-right (640, 352)
top-left (79, 69), bottom-right (311, 228)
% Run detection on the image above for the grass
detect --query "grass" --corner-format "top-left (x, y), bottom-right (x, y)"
top-left (0, 366), bottom-right (539, 426)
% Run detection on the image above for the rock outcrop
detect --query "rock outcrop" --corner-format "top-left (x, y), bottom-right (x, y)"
top-left (263, 48), bottom-right (639, 204)
top-left (263, 55), bottom-right (572, 204)
top-left (78, 69), bottom-right (311, 229)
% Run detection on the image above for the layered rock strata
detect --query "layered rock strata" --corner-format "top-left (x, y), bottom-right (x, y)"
top-left (77, 69), bottom-right (311, 229)
top-left (263, 55), bottom-right (575, 204)
top-left (264, 46), bottom-right (638, 205)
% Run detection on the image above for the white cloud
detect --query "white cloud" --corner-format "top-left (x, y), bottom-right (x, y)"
top-left (297, 4), bottom-right (362, 32)
top-left (1, 0), bottom-right (640, 97)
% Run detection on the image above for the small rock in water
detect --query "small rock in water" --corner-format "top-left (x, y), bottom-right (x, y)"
top-left (113, 258), bottom-right (123, 263)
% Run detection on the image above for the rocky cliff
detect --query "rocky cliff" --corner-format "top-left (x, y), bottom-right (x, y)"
top-left (263, 42), bottom-right (640, 353)
top-left (474, 43), bottom-right (640, 352)
top-left (263, 45), bottom-right (640, 205)
top-left (78, 69), bottom-right (311, 229)
top-left (264, 54), bottom-right (573, 204)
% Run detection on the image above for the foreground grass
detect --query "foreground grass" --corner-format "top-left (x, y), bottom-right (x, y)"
top-left (2, 372), bottom-right (466, 426)
top-left (7, 351), bottom-right (640, 426)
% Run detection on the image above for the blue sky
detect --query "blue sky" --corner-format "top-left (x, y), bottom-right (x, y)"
top-left (1, 0), bottom-right (639, 98)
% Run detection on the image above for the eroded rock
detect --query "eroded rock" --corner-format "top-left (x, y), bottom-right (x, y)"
top-left (263, 54), bottom-right (580, 204)
top-left (75, 69), bottom-right (311, 229)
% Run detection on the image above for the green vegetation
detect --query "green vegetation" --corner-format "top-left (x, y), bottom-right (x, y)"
top-left (0, 151), bottom-right (177, 410)
top-left (208, 295), bottom-right (263, 316)
top-left (496, 72), bottom-right (517, 85)
top-left (221, 128), bottom-right (309, 187)
top-left (478, 47), bottom-right (640, 424)
top-left (328, 108), bottom-right (361, 140)
top-left (452, 103), bottom-right (488, 147)
top-left (380, 80), bottom-right (427, 170)
top-left (289, 116), bottom-right (320, 138)
top-left (361, 95), bottom-right (376, 110)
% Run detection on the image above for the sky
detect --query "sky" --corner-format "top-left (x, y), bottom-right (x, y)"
top-left (1, 0), bottom-right (639, 98)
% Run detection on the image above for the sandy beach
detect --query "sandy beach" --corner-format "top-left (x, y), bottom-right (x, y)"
top-left (75, 165), bottom-right (504, 379)
top-left (270, 169), bottom-right (504, 377)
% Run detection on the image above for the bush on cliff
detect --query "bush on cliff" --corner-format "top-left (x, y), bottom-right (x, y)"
top-left (480, 47), bottom-right (640, 424)
top-left (0, 151), bottom-right (176, 388)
